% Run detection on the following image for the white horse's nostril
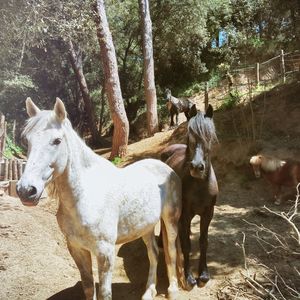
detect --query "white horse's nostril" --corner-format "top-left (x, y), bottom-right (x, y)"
top-left (28, 186), bottom-right (37, 197)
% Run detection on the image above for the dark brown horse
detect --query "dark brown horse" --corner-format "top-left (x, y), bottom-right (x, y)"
top-left (161, 104), bottom-right (219, 289)
top-left (250, 154), bottom-right (300, 205)
top-left (165, 89), bottom-right (194, 127)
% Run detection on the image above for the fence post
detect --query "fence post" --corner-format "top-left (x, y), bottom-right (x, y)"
top-left (204, 81), bottom-right (209, 110)
top-left (256, 62), bottom-right (260, 85)
top-left (0, 115), bottom-right (6, 162)
top-left (12, 120), bottom-right (16, 144)
top-left (280, 49), bottom-right (286, 83)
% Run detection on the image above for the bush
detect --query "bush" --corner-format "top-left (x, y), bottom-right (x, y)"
top-left (111, 156), bottom-right (122, 166)
top-left (220, 90), bottom-right (241, 110)
top-left (4, 136), bottom-right (23, 159)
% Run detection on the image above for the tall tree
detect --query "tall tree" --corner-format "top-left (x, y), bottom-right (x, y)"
top-left (67, 40), bottom-right (101, 145)
top-left (139, 0), bottom-right (158, 136)
top-left (94, 0), bottom-right (129, 158)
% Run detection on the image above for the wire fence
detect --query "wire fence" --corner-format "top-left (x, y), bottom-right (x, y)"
top-left (197, 50), bottom-right (300, 110)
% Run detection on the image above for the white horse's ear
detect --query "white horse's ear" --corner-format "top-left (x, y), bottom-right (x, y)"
top-left (26, 97), bottom-right (41, 117)
top-left (54, 97), bottom-right (66, 121)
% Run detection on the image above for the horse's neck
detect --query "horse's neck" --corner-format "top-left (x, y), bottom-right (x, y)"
top-left (47, 128), bottom-right (112, 205)
top-left (260, 158), bottom-right (285, 173)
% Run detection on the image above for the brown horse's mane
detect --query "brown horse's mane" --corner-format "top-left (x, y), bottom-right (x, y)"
top-left (188, 112), bottom-right (218, 148)
top-left (251, 154), bottom-right (286, 172)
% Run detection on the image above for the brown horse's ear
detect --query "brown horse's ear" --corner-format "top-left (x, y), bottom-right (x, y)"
top-left (54, 97), bottom-right (66, 121)
top-left (26, 97), bottom-right (41, 117)
top-left (189, 104), bottom-right (197, 118)
top-left (205, 104), bottom-right (213, 119)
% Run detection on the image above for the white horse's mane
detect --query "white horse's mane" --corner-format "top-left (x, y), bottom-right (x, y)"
top-left (251, 154), bottom-right (286, 172)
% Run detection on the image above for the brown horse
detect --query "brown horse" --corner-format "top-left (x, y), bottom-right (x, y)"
top-left (250, 154), bottom-right (300, 205)
top-left (165, 89), bottom-right (194, 127)
top-left (161, 104), bottom-right (219, 289)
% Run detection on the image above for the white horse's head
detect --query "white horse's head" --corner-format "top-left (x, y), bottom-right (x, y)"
top-left (17, 98), bottom-right (69, 206)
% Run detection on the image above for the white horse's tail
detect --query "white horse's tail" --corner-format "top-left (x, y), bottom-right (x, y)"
top-left (161, 219), bottom-right (187, 289)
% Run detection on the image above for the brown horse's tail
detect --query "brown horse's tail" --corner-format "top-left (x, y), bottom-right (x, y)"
top-left (161, 219), bottom-right (187, 290)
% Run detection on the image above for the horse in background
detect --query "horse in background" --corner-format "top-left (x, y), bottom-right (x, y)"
top-left (165, 89), bottom-right (194, 127)
top-left (250, 154), bottom-right (300, 205)
top-left (161, 104), bottom-right (219, 289)
top-left (17, 98), bottom-right (185, 300)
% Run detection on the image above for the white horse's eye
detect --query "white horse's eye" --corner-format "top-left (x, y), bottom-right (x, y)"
top-left (52, 138), bottom-right (62, 145)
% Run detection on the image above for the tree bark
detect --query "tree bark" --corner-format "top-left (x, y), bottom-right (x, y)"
top-left (67, 40), bottom-right (101, 145)
top-left (94, 0), bottom-right (129, 158)
top-left (139, 0), bottom-right (158, 136)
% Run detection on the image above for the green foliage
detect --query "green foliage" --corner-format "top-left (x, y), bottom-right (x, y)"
top-left (4, 136), bottom-right (23, 159)
top-left (180, 83), bottom-right (204, 97)
top-left (208, 71), bottom-right (222, 89)
top-left (157, 101), bottom-right (169, 128)
top-left (0, 0), bottom-right (298, 138)
top-left (111, 156), bottom-right (122, 166)
top-left (220, 90), bottom-right (242, 110)
top-left (3, 75), bottom-right (36, 91)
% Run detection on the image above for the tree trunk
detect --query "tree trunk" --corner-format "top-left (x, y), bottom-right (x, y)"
top-left (98, 84), bottom-right (105, 135)
top-left (139, 0), bottom-right (158, 136)
top-left (94, 0), bottom-right (129, 158)
top-left (67, 40), bottom-right (101, 145)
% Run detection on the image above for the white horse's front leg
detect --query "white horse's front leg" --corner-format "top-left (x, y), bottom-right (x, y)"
top-left (96, 240), bottom-right (115, 300)
top-left (142, 230), bottom-right (159, 300)
top-left (67, 241), bottom-right (96, 300)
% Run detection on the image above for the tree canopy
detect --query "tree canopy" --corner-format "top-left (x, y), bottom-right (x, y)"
top-left (1, 0), bottom-right (299, 141)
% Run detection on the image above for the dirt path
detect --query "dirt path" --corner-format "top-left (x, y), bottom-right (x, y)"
top-left (1, 167), bottom-right (281, 300)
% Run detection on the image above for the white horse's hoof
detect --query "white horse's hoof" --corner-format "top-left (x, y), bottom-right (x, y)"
top-left (167, 290), bottom-right (178, 300)
top-left (142, 285), bottom-right (157, 300)
top-left (167, 283), bottom-right (179, 300)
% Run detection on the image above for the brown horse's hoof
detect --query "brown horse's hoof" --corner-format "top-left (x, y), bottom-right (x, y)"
top-left (186, 274), bottom-right (197, 290)
top-left (274, 199), bottom-right (281, 205)
top-left (197, 271), bottom-right (210, 287)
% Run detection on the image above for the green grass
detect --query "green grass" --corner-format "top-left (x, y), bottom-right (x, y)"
top-left (111, 156), bottom-right (123, 166)
top-left (4, 136), bottom-right (23, 159)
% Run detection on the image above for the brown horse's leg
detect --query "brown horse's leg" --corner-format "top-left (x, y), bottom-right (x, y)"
top-left (175, 113), bottom-right (179, 126)
top-left (179, 213), bottom-right (196, 288)
top-left (273, 185), bottom-right (282, 205)
top-left (67, 240), bottom-right (95, 300)
top-left (197, 205), bottom-right (214, 287)
top-left (170, 112), bottom-right (175, 127)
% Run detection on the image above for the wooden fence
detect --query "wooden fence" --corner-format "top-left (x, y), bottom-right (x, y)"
top-left (200, 49), bottom-right (300, 110)
top-left (0, 159), bottom-right (26, 181)
top-left (0, 113), bottom-right (26, 197)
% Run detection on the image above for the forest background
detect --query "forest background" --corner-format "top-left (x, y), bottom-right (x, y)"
top-left (0, 0), bottom-right (299, 157)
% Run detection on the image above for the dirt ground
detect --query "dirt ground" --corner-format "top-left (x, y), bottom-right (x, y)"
top-left (1, 82), bottom-right (300, 300)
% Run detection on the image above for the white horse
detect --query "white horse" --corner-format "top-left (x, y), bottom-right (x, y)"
top-left (17, 98), bottom-right (184, 300)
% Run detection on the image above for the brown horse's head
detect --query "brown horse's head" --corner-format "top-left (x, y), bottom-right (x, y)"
top-left (250, 155), bottom-right (263, 178)
top-left (187, 104), bottom-right (217, 179)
